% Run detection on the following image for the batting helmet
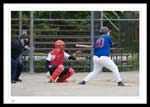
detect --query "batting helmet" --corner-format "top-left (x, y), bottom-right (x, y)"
top-left (55, 40), bottom-right (65, 50)
top-left (100, 27), bottom-right (110, 35)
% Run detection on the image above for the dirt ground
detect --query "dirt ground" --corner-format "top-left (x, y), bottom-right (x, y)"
top-left (11, 71), bottom-right (139, 96)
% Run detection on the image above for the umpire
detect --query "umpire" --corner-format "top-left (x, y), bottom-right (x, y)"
top-left (11, 38), bottom-right (23, 83)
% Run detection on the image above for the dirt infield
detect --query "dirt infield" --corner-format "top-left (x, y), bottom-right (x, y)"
top-left (11, 71), bottom-right (139, 96)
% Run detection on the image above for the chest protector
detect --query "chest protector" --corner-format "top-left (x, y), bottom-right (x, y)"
top-left (49, 49), bottom-right (64, 66)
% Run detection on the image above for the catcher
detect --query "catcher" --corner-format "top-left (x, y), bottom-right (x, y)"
top-left (46, 40), bottom-right (76, 83)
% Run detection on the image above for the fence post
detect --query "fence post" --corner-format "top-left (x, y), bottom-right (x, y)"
top-left (18, 11), bottom-right (23, 64)
top-left (100, 11), bottom-right (103, 28)
top-left (29, 11), bottom-right (34, 73)
top-left (19, 11), bottom-right (22, 38)
top-left (90, 11), bottom-right (94, 71)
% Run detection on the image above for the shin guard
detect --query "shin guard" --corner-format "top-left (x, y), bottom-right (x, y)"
top-left (49, 65), bottom-right (64, 82)
top-left (57, 68), bottom-right (74, 82)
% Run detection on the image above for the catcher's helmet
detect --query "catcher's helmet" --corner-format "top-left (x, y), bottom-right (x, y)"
top-left (55, 40), bottom-right (65, 50)
top-left (100, 27), bottom-right (110, 35)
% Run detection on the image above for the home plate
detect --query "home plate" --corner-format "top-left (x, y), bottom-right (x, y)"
top-left (124, 83), bottom-right (135, 86)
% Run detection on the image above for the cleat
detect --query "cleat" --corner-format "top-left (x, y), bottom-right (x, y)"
top-left (79, 81), bottom-right (86, 85)
top-left (48, 80), bottom-right (54, 83)
top-left (118, 81), bottom-right (125, 86)
top-left (57, 79), bottom-right (69, 83)
top-left (15, 79), bottom-right (22, 82)
top-left (11, 80), bottom-right (16, 83)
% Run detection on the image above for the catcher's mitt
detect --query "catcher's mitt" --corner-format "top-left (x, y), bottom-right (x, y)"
top-left (72, 51), bottom-right (82, 57)
top-left (72, 51), bottom-right (86, 61)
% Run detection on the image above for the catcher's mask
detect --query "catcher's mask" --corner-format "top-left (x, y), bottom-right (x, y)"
top-left (55, 40), bottom-right (65, 50)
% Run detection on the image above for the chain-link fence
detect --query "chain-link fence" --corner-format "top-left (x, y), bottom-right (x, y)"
top-left (11, 11), bottom-right (139, 72)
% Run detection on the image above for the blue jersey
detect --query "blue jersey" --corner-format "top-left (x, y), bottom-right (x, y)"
top-left (93, 35), bottom-right (112, 57)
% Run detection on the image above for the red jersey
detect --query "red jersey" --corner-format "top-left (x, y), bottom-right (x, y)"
top-left (49, 49), bottom-right (64, 66)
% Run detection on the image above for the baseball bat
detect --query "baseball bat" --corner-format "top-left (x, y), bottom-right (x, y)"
top-left (76, 44), bottom-right (93, 48)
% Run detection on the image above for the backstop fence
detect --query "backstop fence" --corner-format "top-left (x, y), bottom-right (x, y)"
top-left (11, 11), bottom-right (139, 72)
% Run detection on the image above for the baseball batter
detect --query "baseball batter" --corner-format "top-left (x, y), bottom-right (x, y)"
top-left (79, 27), bottom-right (125, 86)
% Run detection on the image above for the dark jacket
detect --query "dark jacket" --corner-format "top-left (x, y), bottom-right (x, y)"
top-left (19, 34), bottom-right (30, 49)
top-left (11, 39), bottom-right (23, 59)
